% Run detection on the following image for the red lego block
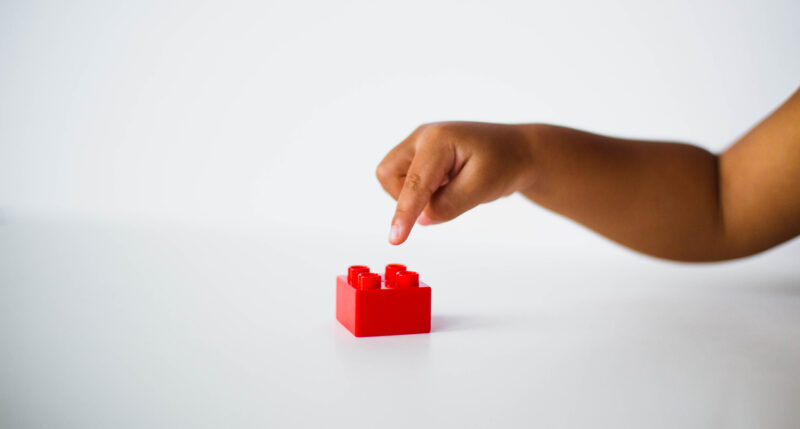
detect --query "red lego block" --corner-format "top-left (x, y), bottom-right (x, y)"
top-left (336, 264), bottom-right (431, 337)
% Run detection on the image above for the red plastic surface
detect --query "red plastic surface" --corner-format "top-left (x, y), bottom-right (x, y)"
top-left (336, 264), bottom-right (431, 337)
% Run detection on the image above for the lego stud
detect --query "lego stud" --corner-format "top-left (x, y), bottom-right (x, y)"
top-left (347, 265), bottom-right (369, 286)
top-left (395, 270), bottom-right (419, 288)
top-left (384, 264), bottom-right (407, 288)
top-left (358, 272), bottom-right (381, 290)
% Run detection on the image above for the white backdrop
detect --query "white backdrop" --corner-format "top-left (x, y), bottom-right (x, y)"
top-left (2, 1), bottom-right (800, 428)
top-left (2, 0), bottom-right (799, 243)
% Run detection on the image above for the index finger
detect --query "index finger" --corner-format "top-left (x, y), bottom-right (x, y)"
top-left (389, 141), bottom-right (454, 245)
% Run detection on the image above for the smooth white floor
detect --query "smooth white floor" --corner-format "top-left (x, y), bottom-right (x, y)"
top-left (1, 214), bottom-right (799, 429)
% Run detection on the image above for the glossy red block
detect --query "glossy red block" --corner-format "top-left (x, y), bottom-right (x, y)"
top-left (336, 264), bottom-right (431, 337)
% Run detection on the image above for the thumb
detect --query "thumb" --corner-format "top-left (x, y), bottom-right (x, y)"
top-left (421, 161), bottom-right (485, 224)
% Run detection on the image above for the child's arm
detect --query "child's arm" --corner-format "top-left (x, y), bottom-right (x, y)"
top-left (376, 87), bottom-right (800, 261)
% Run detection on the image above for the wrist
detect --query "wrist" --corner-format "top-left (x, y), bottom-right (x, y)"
top-left (511, 123), bottom-right (547, 196)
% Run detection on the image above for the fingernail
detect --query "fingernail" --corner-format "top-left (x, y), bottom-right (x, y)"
top-left (389, 224), bottom-right (402, 244)
top-left (417, 214), bottom-right (432, 226)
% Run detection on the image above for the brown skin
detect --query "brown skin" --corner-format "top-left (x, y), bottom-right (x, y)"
top-left (376, 86), bottom-right (800, 262)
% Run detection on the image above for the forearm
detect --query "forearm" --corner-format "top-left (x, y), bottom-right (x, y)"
top-left (518, 124), bottom-right (727, 261)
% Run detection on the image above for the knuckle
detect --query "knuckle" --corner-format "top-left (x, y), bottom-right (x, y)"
top-left (417, 122), bottom-right (457, 146)
top-left (375, 163), bottom-right (390, 182)
top-left (413, 123), bottom-right (430, 135)
top-left (404, 172), bottom-right (424, 192)
top-left (430, 122), bottom-right (458, 138)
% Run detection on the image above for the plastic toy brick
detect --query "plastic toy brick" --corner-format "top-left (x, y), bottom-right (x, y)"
top-left (336, 264), bottom-right (431, 337)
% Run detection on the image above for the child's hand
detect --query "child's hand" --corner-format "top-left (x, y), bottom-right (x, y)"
top-left (376, 122), bottom-right (535, 245)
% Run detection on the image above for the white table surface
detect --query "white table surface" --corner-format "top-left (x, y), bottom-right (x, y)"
top-left (1, 214), bottom-right (799, 429)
